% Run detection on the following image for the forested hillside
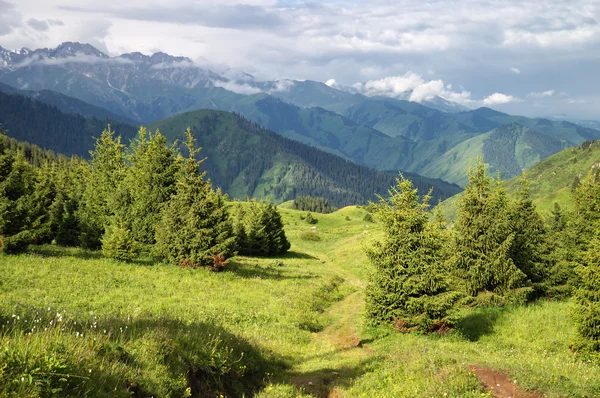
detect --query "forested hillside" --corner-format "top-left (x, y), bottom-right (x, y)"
top-left (0, 90), bottom-right (137, 157)
top-left (149, 110), bottom-right (461, 205)
top-left (0, 89), bottom-right (460, 207)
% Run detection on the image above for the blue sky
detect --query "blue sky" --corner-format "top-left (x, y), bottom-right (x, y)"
top-left (1, 0), bottom-right (600, 119)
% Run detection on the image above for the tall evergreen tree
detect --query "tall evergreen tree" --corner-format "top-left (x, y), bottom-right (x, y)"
top-left (154, 129), bottom-right (235, 268)
top-left (0, 148), bottom-right (36, 253)
top-left (572, 232), bottom-right (600, 354)
top-left (78, 126), bottom-right (126, 249)
top-left (509, 174), bottom-right (550, 285)
top-left (122, 128), bottom-right (180, 246)
top-left (450, 159), bottom-right (527, 296)
top-left (365, 175), bottom-right (460, 330)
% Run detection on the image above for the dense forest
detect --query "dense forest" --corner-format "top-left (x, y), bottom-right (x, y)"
top-left (151, 110), bottom-right (462, 206)
top-left (0, 91), bottom-right (137, 157)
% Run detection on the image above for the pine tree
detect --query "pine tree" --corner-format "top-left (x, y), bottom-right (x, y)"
top-left (509, 174), bottom-right (550, 285)
top-left (572, 232), bottom-right (600, 354)
top-left (0, 149), bottom-right (36, 253)
top-left (154, 129), bottom-right (236, 268)
top-left (121, 128), bottom-right (180, 246)
top-left (28, 161), bottom-right (57, 244)
top-left (102, 219), bottom-right (138, 262)
top-left (450, 159), bottom-right (527, 296)
top-left (234, 201), bottom-right (290, 256)
top-left (365, 175), bottom-right (460, 330)
top-left (78, 126), bottom-right (126, 249)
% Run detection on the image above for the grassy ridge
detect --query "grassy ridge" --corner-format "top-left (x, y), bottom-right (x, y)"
top-left (1, 205), bottom-right (599, 397)
top-left (440, 140), bottom-right (600, 220)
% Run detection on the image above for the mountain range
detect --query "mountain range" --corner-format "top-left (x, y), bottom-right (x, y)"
top-left (0, 87), bottom-right (460, 206)
top-left (1, 42), bottom-right (600, 187)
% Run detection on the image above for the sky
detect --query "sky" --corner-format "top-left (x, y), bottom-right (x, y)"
top-left (1, 0), bottom-right (600, 119)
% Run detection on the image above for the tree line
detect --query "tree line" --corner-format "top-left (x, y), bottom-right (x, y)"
top-left (0, 127), bottom-right (289, 267)
top-left (366, 158), bottom-right (600, 355)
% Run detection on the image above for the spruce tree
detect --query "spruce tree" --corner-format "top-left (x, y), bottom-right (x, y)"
top-left (234, 201), bottom-right (290, 256)
top-left (365, 175), bottom-right (460, 330)
top-left (508, 174), bottom-right (550, 285)
top-left (102, 219), bottom-right (138, 262)
top-left (154, 129), bottom-right (235, 268)
top-left (0, 149), bottom-right (36, 253)
top-left (78, 127), bottom-right (126, 249)
top-left (572, 232), bottom-right (600, 353)
top-left (121, 127), bottom-right (179, 246)
top-left (450, 159), bottom-right (527, 296)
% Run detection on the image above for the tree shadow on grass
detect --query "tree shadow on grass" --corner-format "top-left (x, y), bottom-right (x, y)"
top-left (1, 310), bottom-right (289, 398)
top-left (282, 251), bottom-right (319, 260)
top-left (26, 245), bottom-right (156, 266)
top-left (227, 261), bottom-right (318, 280)
top-left (28, 244), bottom-right (103, 260)
top-left (455, 307), bottom-right (504, 342)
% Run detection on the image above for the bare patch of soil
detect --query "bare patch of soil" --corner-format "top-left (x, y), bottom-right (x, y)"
top-left (469, 365), bottom-right (544, 398)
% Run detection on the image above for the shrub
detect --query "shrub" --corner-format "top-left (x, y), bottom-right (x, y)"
top-left (101, 221), bottom-right (138, 262)
top-left (300, 230), bottom-right (321, 241)
top-left (305, 212), bottom-right (318, 225)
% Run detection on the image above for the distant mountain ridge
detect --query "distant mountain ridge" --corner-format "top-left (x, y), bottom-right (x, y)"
top-left (0, 88), bottom-right (461, 206)
top-left (2, 41), bottom-right (600, 187)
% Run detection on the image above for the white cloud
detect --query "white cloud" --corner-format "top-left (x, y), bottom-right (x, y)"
top-left (483, 93), bottom-right (520, 106)
top-left (528, 90), bottom-right (554, 98)
top-left (15, 52), bottom-right (133, 68)
top-left (409, 80), bottom-right (445, 102)
top-left (273, 79), bottom-right (294, 92)
top-left (359, 72), bottom-right (426, 97)
top-left (510, 67), bottom-right (520, 74)
top-left (325, 78), bottom-right (336, 87)
top-left (212, 80), bottom-right (262, 95)
top-left (150, 60), bottom-right (195, 69)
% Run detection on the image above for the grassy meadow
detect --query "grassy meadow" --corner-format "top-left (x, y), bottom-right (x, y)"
top-left (1, 204), bottom-right (599, 397)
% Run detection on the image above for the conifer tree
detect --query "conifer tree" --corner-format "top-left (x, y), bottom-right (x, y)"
top-left (509, 174), bottom-right (550, 285)
top-left (450, 159), bottom-right (526, 296)
top-left (78, 126), bottom-right (126, 249)
top-left (52, 158), bottom-right (86, 246)
top-left (572, 232), bottom-right (600, 353)
top-left (365, 175), bottom-right (460, 329)
top-left (120, 127), bottom-right (180, 246)
top-left (102, 219), bottom-right (138, 262)
top-left (28, 161), bottom-right (57, 244)
top-left (0, 149), bottom-right (36, 253)
top-left (234, 201), bottom-right (290, 256)
top-left (154, 128), bottom-right (235, 268)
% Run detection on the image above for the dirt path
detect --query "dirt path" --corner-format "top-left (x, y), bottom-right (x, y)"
top-left (289, 291), bottom-right (375, 397)
top-left (469, 365), bottom-right (544, 398)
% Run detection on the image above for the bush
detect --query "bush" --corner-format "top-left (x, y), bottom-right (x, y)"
top-left (305, 212), bottom-right (318, 225)
top-left (101, 221), bottom-right (138, 262)
top-left (300, 230), bottom-right (321, 241)
top-left (363, 212), bottom-right (374, 223)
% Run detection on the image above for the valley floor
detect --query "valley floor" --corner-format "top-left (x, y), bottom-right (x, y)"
top-left (1, 206), bottom-right (599, 397)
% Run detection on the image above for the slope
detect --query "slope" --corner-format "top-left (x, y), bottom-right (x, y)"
top-left (0, 82), bottom-right (135, 124)
top-left (148, 110), bottom-right (461, 206)
top-left (439, 140), bottom-right (600, 220)
top-left (0, 90), bottom-right (137, 157)
top-left (420, 123), bottom-right (569, 186)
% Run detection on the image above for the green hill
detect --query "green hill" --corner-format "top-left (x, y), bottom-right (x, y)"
top-left (148, 110), bottom-right (461, 206)
top-left (0, 90), bottom-right (137, 157)
top-left (439, 140), bottom-right (600, 220)
top-left (420, 123), bottom-right (569, 186)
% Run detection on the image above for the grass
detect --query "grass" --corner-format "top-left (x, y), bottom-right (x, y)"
top-left (1, 205), bottom-right (599, 397)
